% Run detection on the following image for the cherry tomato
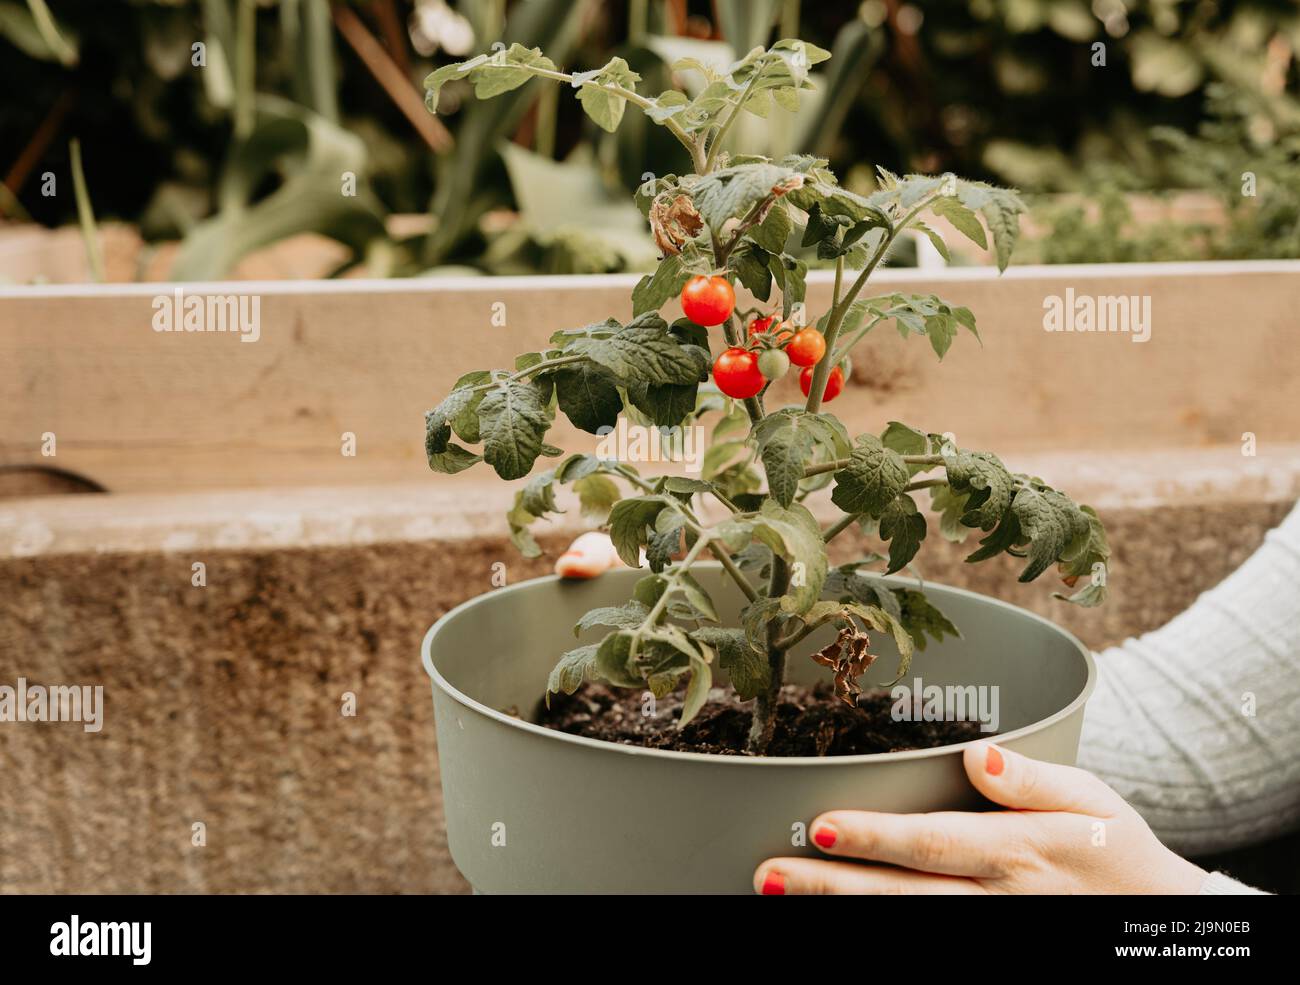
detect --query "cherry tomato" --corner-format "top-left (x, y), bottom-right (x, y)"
top-left (748, 314), bottom-right (776, 335)
top-left (713, 347), bottom-right (765, 399)
top-left (757, 348), bottom-right (790, 381)
top-left (681, 275), bottom-right (736, 327)
top-left (786, 327), bottom-right (827, 367)
top-left (799, 364), bottom-right (845, 402)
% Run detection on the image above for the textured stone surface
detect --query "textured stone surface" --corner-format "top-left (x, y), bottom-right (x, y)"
top-left (1, 476), bottom-right (1294, 893)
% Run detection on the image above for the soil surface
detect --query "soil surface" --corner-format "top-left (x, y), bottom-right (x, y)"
top-left (535, 682), bottom-right (989, 757)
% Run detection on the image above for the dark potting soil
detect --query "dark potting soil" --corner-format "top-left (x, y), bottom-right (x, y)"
top-left (534, 682), bottom-right (988, 757)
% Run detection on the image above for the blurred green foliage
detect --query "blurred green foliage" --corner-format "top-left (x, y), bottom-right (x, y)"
top-left (1, 0), bottom-right (1298, 278)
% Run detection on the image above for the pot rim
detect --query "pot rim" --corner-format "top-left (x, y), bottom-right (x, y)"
top-left (421, 565), bottom-right (1097, 767)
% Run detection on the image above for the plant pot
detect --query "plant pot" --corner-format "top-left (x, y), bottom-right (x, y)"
top-left (421, 564), bottom-right (1096, 894)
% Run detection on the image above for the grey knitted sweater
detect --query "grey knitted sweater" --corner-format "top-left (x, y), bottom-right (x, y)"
top-left (1078, 501), bottom-right (1300, 894)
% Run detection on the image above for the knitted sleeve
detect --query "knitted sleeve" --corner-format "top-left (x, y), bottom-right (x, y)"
top-left (1077, 501), bottom-right (1300, 857)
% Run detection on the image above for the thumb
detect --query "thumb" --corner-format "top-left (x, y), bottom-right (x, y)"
top-left (964, 742), bottom-right (1121, 816)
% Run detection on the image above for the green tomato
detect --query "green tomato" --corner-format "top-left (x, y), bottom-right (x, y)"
top-left (757, 348), bottom-right (790, 381)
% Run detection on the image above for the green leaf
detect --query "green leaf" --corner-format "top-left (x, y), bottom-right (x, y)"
top-left (1010, 486), bottom-right (1089, 583)
top-left (881, 421), bottom-right (930, 475)
top-left (893, 588), bottom-right (961, 652)
top-left (424, 409), bottom-right (482, 474)
top-left (679, 654), bottom-right (713, 726)
top-left (691, 627), bottom-right (769, 701)
top-left (632, 252), bottom-right (702, 316)
top-left (570, 316), bottom-right (709, 389)
top-left (678, 571), bottom-right (720, 623)
top-left (750, 202), bottom-right (792, 253)
top-left (751, 409), bottom-right (846, 508)
top-left (573, 473), bottom-right (620, 523)
top-left (878, 494), bottom-right (927, 574)
top-left (929, 483), bottom-right (973, 543)
top-left (749, 501), bottom-right (828, 614)
top-left (830, 434), bottom-right (909, 518)
top-left (423, 44), bottom-right (558, 112)
top-left (477, 377), bottom-right (555, 480)
top-left (740, 596), bottom-right (784, 651)
top-left (931, 195), bottom-right (987, 250)
top-left (595, 631), bottom-right (642, 687)
top-left (767, 253), bottom-right (808, 317)
top-left (943, 449), bottom-right (1014, 531)
top-left (546, 644), bottom-right (599, 696)
top-left (573, 57), bottom-right (640, 132)
top-left (551, 362), bottom-right (623, 434)
top-left (607, 495), bottom-right (670, 567)
top-left (574, 601), bottom-right (651, 636)
top-left (729, 241), bottom-right (773, 301)
top-left (690, 162), bottom-right (802, 233)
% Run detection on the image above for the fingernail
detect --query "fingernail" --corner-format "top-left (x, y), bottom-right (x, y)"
top-left (761, 870), bottom-right (785, 896)
top-left (813, 823), bottom-right (838, 849)
top-left (986, 745), bottom-right (1004, 776)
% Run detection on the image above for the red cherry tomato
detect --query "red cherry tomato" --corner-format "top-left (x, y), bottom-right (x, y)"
top-left (713, 347), bottom-right (765, 399)
top-left (747, 315), bottom-right (775, 335)
top-left (786, 327), bottom-right (827, 367)
top-left (799, 364), bottom-right (845, 402)
top-left (681, 275), bottom-right (736, 327)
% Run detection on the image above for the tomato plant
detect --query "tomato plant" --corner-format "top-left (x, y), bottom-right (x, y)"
top-left (423, 37), bottom-right (1110, 755)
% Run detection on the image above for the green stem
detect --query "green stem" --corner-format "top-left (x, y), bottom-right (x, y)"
top-left (235, 0), bottom-right (256, 140)
top-left (747, 555), bottom-right (789, 754)
top-left (614, 465), bottom-right (760, 603)
top-left (804, 194), bottom-right (944, 414)
top-left (468, 354), bottom-right (587, 392)
top-left (639, 532), bottom-right (713, 631)
top-left (802, 453), bottom-right (943, 479)
top-left (528, 66), bottom-right (702, 168)
top-left (822, 512), bottom-right (858, 544)
top-left (703, 58), bottom-right (766, 173)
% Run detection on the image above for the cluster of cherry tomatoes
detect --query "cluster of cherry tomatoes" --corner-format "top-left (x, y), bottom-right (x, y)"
top-left (679, 275), bottom-right (845, 403)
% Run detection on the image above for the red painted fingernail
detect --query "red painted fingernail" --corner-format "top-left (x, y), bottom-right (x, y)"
top-left (986, 745), bottom-right (1004, 776)
top-left (761, 871), bottom-right (785, 896)
top-left (813, 823), bottom-right (838, 849)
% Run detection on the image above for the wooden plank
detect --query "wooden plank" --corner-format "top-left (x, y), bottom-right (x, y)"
top-left (2, 261), bottom-right (1298, 493)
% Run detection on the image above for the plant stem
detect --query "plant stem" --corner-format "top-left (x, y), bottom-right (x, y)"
top-left (802, 453), bottom-right (943, 479)
top-left (703, 59), bottom-right (767, 173)
top-left (467, 354), bottom-right (588, 392)
top-left (614, 464), bottom-right (760, 603)
top-left (747, 555), bottom-right (789, 754)
top-left (804, 194), bottom-right (944, 414)
top-left (822, 512), bottom-right (858, 543)
top-left (528, 66), bottom-right (702, 169)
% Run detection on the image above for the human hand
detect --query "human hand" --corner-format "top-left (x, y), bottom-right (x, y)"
top-left (755, 742), bottom-right (1209, 894)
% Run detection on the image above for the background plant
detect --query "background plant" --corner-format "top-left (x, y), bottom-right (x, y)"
top-left (422, 36), bottom-right (1111, 755)
top-left (4, 1), bottom-right (1298, 280)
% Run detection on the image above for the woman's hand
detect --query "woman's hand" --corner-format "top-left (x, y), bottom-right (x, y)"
top-left (755, 742), bottom-right (1209, 895)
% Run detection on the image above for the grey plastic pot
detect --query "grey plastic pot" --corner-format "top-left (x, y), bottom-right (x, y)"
top-left (421, 563), bottom-right (1095, 894)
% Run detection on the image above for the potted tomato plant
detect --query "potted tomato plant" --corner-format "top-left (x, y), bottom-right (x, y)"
top-left (420, 38), bottom-right (1107, 893)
